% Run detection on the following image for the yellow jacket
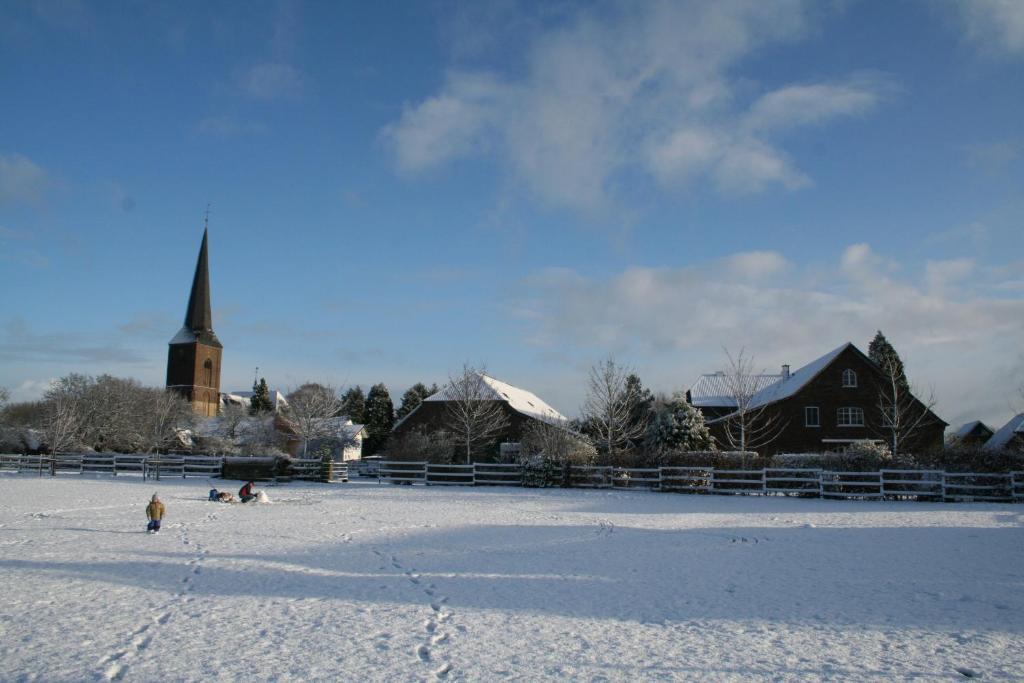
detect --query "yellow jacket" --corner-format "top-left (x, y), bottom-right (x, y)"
top-left (146, 501), bottom-right (165, 521)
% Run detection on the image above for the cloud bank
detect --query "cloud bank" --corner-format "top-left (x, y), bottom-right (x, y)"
top-left (384, 2), bottom-right (887, 211)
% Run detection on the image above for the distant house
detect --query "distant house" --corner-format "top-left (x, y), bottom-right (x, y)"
top-left (222, 389), bottom-right (289, 412)
top-left (948, 420), bottom-right (995, 448)
top-left (391, 373), bottom-right (567, 450)
top-left (687, 342), bottom-right (947, 455)
top-left (279, 415), bottom-right (368, 461)
top-left (983, 414), bottom-right (1024, 452)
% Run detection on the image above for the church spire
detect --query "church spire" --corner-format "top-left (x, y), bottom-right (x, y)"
top-left (184, 228), bottom-right (213, 333)
top-left (171, 226), bottom-right (221, 348)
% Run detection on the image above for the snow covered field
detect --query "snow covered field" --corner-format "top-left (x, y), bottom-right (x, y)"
top-left (1, 475), bottom-right (1022, 682)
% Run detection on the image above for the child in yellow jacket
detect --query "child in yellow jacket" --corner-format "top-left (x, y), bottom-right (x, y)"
top-left (146, 493), bottom-right (165, 533)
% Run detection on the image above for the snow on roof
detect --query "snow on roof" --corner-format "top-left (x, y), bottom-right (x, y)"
top-left (169, 326), bottom-right (197, 345)
top-left (952, 420), bottom-right (991, 440)
top-left (688, 372), bottom-right (781, 408)
top-left (983, 413), bottom-right (1024, 451)
top-left (224, 390), bottom-right (289, 410)
top-left (425, 373), bottom-right (567, 425)
top-left (748, 343), bottom-right (853, 409)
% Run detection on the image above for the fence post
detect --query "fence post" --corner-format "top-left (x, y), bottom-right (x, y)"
top-left (472, 462), bottom-right (477, 486)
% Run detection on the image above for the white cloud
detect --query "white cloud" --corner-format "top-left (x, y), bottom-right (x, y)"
top-left (515, 245), bottom-right (1024, 426)
top-left (384, 2), bottom-right (886, 211)
top-left (239, 62), bottom-right (305, 100)
top-left (956, 0), bottom-right (1024, 56)
top-left (0, 153), bottom-right (47, 204)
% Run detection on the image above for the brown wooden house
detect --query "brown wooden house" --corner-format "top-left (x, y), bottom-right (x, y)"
top-left (688, 343), bottom-right (946, 455)
top-left (391, 373), bottom-right (568, 453)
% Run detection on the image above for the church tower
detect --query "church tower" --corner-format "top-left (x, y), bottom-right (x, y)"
top-left (166, 229), bottom-right (222, 417)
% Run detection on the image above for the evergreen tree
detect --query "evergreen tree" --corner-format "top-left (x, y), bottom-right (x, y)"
top-left (363, 383), bottom-right (395, 455)
top-left (624, 374), bottom-right (655, 437)
top-left (397, 382), bottom-right (439, 420)
top-left (250, 377), bottom-right (274, 415)
top-left (644, 393), bottom-right (713, 453)
top-left (868, 331), bottom-right (908, 389)
top-left (339, 386), bottom-right (366, 424)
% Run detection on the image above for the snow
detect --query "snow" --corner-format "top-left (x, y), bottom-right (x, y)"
top-left (2, 474), bottom-right (1023, 681)
top-left (425, 373), bottom-right (568, 425)
top-left (688, 373), bottom-right (781, 408)
top-left (168, 326), bottom-right (197, 345)
top-left (984, 413), bottom-right (1024, 450)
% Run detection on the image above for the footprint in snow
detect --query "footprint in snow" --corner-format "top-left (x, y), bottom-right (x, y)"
top-left (416, 644), bottom-right (431, 662)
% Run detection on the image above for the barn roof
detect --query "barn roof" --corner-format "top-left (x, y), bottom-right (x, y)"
top-left (423, 373), bottom-right (567, 425)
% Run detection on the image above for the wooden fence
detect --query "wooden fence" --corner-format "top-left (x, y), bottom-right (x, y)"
top-left (0, 453), bottom-right (348, 483)
top-left (3, 453), bottom-right (1023, 502)
top-left (374, 461), bottom-right (1024, 503)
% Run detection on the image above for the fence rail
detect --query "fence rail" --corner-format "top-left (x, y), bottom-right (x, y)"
top-left (1, 453), bottom-right (1022, 503)
top-left (371, 461), bottom-right (1023, 503)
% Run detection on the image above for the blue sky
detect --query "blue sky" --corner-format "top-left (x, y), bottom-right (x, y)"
top-left (1, 0), bottom-right (1022, 429)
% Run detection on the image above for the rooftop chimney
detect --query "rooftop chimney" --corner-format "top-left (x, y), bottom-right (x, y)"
top-left (782, 364), bottom-right (791, 380)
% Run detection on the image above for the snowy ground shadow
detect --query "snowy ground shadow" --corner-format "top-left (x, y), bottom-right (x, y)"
top-left (5, 522), bottom-right (1023, 633)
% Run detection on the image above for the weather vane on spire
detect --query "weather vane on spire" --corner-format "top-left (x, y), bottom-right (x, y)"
top-left (204, 203), bottom-right (212, 231)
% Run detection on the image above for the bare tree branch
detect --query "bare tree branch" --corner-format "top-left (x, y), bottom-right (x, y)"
top-left (874, 355), bottom-right (939, 457)
top-left (581, 356), bottom-right (647, 455)
top-left (715, 347), bottom-right (787, 454)
top-left (443, 364), bottom-right (510, 464)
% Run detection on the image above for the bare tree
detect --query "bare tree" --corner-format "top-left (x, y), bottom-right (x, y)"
top-left (715, 348), bottom-right (786, 454)
top-left (43, 394), bottom-right (80, 457)
top-left (138, 389), bottom-right (195, 454)
top-left (443, 364), bottom-right (510, 463)
top-left (874, 356), bottom-right (939, 457)
top-left (219, 402), bottom-right (251, 440)
top-left (519, 418), bottom-right (596, 465)
top-left (0, 386), bottom-right (9, 408)
top-left (581, 356), bottom-right (647, 455)
top-left (284, 383), bottom-right (345, 457)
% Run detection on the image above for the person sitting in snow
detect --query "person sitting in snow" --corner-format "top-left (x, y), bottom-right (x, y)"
top-left (208, 488), bottom-right (219, 501)
top-left (146, 494), bottom-right (165, 533)
top-left (239, 481), bottom-right (257, 504)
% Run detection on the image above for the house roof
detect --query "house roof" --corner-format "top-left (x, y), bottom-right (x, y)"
top-left (952, 420), bottom-right (992, 440)
top-left (747, 343), bottom-right (853, 409)
top-left (422, 373), bottom-right (568, 425)
top-left (688, 372), bottom-right (781, 408)
top-left (226, 389), bottom-right (289, 410)
top-left (983, 413), bottom-right (1024, 451)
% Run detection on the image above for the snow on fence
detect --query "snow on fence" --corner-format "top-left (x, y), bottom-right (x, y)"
top-left (660, 467), bottom-right (712, 493)
top-left (942, 473), bottom-right (1013, 502)
top-left (379, 461), bottom-right (427, 484)
top-left (474, 463), bottom-right (523, 486)
top-left (569, 465), bottom-right (611, 488)
top-left (1013, 472), bottom-right (1024, 502)
top-left (821, 471), bottom-right (883, 500)
top-left (2, 453), bottom-right (1022, 503)
top-left (712, 469), bottom-right (764, 494)
top-left (611, 467), bottom-right (661, 490)
top-left (764, 468), bottom-right (821, 495)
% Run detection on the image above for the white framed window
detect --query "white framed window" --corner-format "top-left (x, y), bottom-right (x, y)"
top-left (805, 406), bottom-right (820, 427)
top-left (842, 369), bottom-right (857, 388)
top-left (837, 407), bottom-right (865, 426)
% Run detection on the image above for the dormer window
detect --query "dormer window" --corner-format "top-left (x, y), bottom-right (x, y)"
top-left (842, 369), bottom-right (857, 388)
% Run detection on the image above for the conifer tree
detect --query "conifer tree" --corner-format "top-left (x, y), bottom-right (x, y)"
top-left (397, 382), bottom-right (439, 420)
top-left (644, 393), bottom-right (713, 453)
top-left (340, 386), bottom-right (366, 424)
top-left (868, 331), bottom-right (908, 390)
top-left (250, 377), bottom-right (274, 414)
top-left (363, 383), bottom-right (395, 455)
